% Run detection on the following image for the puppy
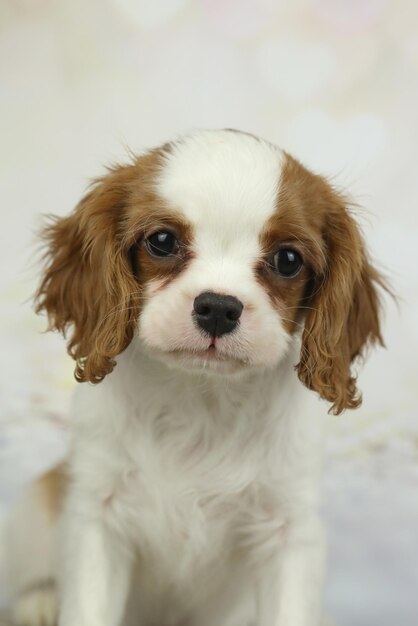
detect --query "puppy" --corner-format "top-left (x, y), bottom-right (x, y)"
top-left (5, 130), bottom-right (385, 626)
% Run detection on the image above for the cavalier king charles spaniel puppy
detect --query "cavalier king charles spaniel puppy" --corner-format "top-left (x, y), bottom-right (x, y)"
top-left (5, 130), bottom-right (385, 626)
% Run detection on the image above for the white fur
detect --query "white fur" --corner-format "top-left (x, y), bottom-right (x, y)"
top-left (58, 345), bottom-right (324, 626)
top-left (140, 131), bottom-right (289, 372)
top-left (6, 130), bottom-right (327, 626)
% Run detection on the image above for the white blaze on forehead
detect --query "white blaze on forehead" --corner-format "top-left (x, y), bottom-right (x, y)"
top-left (156, 130), bottom-right (284, 258)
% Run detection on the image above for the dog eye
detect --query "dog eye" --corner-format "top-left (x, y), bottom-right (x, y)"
top-left (145, 231), bottom-right (178, 257)
top-left (273, 249), bottom-right (303, 278)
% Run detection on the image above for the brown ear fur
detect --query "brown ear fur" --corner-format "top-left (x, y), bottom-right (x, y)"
top-left (35, 164), bottom-right (142, 383)
top-left (296, 189), bottom-right (386, 415)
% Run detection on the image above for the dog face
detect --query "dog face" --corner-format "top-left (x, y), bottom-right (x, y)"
top-left (137, 132), bottom-right (298, 376)
top-left (36, 130), bottom-right (385, 414)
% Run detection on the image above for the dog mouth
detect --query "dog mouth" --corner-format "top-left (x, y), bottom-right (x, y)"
top-left (164, 341), bottom-right (249, 370)
top-left (170, 345), bottom-right (238, 363)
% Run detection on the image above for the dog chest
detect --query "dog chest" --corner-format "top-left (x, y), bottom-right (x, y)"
top-left (100, 438), bottom-right (282, 586)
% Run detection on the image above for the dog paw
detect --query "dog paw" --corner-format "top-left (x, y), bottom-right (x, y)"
top-left (12, 583), bottom-right (58, 626)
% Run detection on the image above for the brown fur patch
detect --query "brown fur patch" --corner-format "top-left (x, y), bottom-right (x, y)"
top-left (260, 153), bottom-right (386, 415)
top-left (37, 464), bottom-right (67, 521)
top-left (35, 145), bottom-right (193, 384)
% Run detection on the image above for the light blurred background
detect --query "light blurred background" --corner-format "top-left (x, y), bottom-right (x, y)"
top-left (0, 0), bottom-right (417, 624)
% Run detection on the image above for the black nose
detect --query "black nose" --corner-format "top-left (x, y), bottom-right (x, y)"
top-left (193, 291), bottom-right (243, 337)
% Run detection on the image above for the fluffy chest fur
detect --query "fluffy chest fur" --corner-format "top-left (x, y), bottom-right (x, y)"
top-left (69, 344), bottom-right (321, 591)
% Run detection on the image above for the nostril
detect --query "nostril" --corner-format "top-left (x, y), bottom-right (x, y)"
top-left (193, 292), bottom-right (215, 317)
top-left (226, 308), bottom-right (241, 322)
top-left (198, 305), bottom-right (211, 317)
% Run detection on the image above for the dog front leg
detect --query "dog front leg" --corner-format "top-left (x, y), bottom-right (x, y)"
top-left (59, 499), bottom-right (131, 626)
top-left (257, 515), bottom-right (326, 626)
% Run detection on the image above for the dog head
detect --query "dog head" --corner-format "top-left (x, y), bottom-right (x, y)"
top-left (36, 130), bottom-right (385, 414)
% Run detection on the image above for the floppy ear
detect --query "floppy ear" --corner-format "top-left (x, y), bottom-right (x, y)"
top-left (296, 192), bottom-right (386, 415)
top-left (35, 164), bottom-right (141, 383)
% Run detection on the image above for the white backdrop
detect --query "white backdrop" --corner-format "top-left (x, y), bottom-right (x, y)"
top-left (1, 1), bottom-right (418, 624)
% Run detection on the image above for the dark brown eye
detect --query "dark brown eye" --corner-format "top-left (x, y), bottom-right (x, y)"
top-left (272, 249), bottom-right (303, 278)
top-left (145, 231), bottom-right (178, 258)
